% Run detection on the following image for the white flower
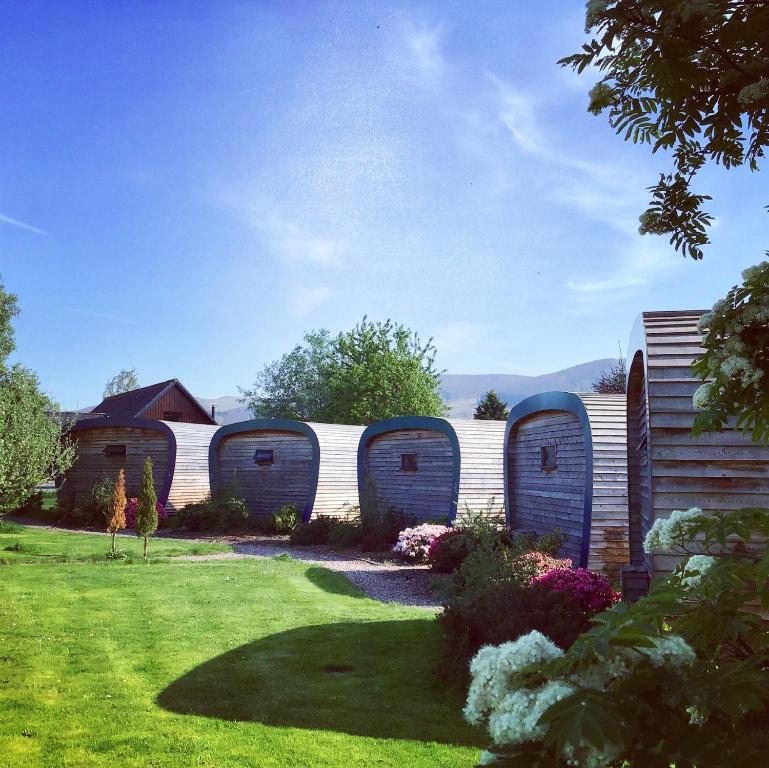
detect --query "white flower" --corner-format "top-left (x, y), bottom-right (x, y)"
top-left (692, 382), bottom-right (714, 409)
top-left (478, 750), bottom-right (501, 765)
top-left (488, 681), bottom-right (575, 746)
top-left (638, 635), bottom-right (696, 668)
top-left (464, 632), bottom-right (564, 725)
top-left (643, 507), bottom-right (703, 553)
top-left (680, 555), bottom-right (716, 588)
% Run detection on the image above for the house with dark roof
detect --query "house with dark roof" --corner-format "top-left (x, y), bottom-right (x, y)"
top-left (90, 379), bottom-right (217, 425)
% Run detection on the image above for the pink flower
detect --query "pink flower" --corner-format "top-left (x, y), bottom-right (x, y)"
top-left (534, 567), bottom-right (620, 615)
top-left (123, 497), bottom-right (166, 529)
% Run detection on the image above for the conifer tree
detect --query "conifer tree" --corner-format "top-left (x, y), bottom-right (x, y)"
top-left (106, 468), bottom-right (127, 555)
top-left (473, 390), bottom-right (509, 421)
top-left (135, 457), bottom-right (158, 562)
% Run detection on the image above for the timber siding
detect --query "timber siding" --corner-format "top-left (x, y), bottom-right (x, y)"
top-left (505, 392), bottom-right (628, 576)
top-left (209, 420), bottom-right (364, 522)
top-left (626, 310), bottom-right (769, 582)
top-left (357, 417), bottom-right (506, 524)
top-left (61, 418), bottom-right (218, 513)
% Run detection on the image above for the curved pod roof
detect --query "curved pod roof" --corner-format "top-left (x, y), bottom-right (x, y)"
top-left (68, 417), bottom-right (219, 511)
top-left (504, 392), bottom-right (628, 572)
top-left (209, 419), bottom-right (364, 522)
top-left (357, 416), bottom-right (506, 524)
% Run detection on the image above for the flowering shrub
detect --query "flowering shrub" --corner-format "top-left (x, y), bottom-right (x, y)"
top-left (462, 506), bottom-right (769, 766)
top-left (512, 551), bottom-right (572, 585)
top-left (534, 567), bottom-right (619, 616)
top-left (392, 523), bottom-right (451, 561)
top-left (693, 260), bottom-right (769, 441)
top-left (427, 528), bottom-right (466, 572)
top-left (124, 497), bottom-right (166, 529)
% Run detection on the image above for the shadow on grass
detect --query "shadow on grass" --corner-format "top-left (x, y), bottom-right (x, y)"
top-left (303, 566), bottom-right (368, 599)
top-left (156, 619), bottom-right (482, 746)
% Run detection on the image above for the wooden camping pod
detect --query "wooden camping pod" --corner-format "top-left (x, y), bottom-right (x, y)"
top-left (357, 417), bottom-right (506, 524)
top-left (624, 310), bottom-right (769, 593)
top-left (209, 420), bottom-right (364, 522)
top-left (61, 418), bottom-right (219, 512)
top-left (504, 392), bottom-right (629, 575)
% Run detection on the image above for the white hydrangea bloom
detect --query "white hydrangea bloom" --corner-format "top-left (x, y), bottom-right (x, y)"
top-left (488, 681), bottom-right (575, 746)
top-left (692, 382), bottom-right (714, 409)
top-left (638, 635), bottom-right (696, 669)
top-left (464, 632), bottom-right (564, 725)
top-left (478, 750), bottom-right (501, 765)
top-left (643, 507), bottom-right (703, 553)
top-left (680, 555), bottom-right (716, 588)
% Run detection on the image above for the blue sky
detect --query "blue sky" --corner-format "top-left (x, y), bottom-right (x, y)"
top-left (1, 1), bottom-right (766, 409)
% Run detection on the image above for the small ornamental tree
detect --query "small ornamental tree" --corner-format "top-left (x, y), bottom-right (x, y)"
top-left (106, 468), bottom-right (127, 554)
top-left (473, 390), bottom-right (510, 421)
top-left (135, 457), bottom-right (158, 561)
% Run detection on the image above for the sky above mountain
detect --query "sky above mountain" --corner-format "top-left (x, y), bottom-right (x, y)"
top-left (1, 1), bottom-right (766, 410)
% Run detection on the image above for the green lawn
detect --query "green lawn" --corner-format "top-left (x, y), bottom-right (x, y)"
top-left (0, 524), bottom-right (482, 767)
top-left (0, 519), bottom-right (230, 563)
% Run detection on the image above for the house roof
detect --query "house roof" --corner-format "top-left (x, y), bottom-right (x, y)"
top-left (90, 379), bottom-right (216, 424)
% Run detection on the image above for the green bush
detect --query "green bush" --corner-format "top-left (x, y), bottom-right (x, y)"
top-left (271, 504), bottom-right (299, 534)
top-left (289, 516), bottom-right (338, 545)
top-left (59, 476), bottom-right (114, 527)
top-left (440, 580), bottom-right (591, 674)
top-left (177, 488), bottom-right (249, 532)
top-left (359, 478), bottom-right (412, 552)
top-left (326, 519), bottom-right (363, 548)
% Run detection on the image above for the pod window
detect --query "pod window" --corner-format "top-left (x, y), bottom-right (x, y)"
top-left (540, 445), bottom-right (557, 471)
top-left (104, 444), bottom-right (127, 457)
top-left (254, 449), bottom-right (274, 465)
top-left (400, 453), bottom-right (418, 472)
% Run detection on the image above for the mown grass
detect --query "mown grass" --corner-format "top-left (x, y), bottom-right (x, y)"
top-left (0, 524), bottom-right (482, 767)
top-left (0, 519), bottom-right (230, 564)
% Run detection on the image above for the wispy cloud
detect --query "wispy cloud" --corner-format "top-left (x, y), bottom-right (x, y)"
top-left (66, 307), bottom-right (134, 324)
top-left (261, 218), bottom-right (346, 267)
top-left (399, 19), bottom-right (447, 87)
top-left (0, 212), bottom-right (48, 236)
top-left (433, 321), bottom-right (487, 354)
top-left (287, 284), bottom-right (334, 317)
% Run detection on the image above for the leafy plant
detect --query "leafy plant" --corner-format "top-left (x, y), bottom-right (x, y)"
top-left (534, 567), bottom-right (620, 618)
top-left (463, 506), bottom-right (769, 766)
top-left (106, 468), bottom-right (127, 555)
top-left (326, 519), bottom-right (363, 548)
top-left (561, 1), bottom-right (769, 261)
top-left (289, 516), bottom-right (338, 545)
top-left (177, 487), bottom-right (249, 532)
top-left (271, 504), bottom-right (299, 534)
top-left (135, 457), bottom-right (158, 562)
top-left (359, 478), bottom-right (412, 552)
top-left (693, 260), bottom-right (769, 441)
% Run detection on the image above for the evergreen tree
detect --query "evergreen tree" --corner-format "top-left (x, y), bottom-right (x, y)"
top-left (135, 457), bottom-right (158, 562)
top-left (474, 390), bottom-right (510, 421)
top-left (106, 468), bottom-right (127, 555)
top-left (591, 357), bottom-right (627, 394)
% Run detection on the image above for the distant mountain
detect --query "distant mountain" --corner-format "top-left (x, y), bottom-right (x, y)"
top-left (194, 358), bottom-right (616, 424)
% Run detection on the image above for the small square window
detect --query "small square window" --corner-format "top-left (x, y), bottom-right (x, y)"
top-left (254, 449), bottom-right (274, 465)
top-left (163, 411), bottom-right (183, 422)
top-left (540, 445), bottom-right (557, 471)
top-left (104, 444), bottom-right (126, 457)
top-left (400, 453), bottom-right (418, 472)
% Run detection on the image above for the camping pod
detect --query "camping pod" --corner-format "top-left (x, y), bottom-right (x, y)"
top-left (504, 392), bottom-right (629, 576)
top-left (61, 418), bottom-right (219, 512)
top-left (624, 310), bottom-right (769, 596)
top-left (209, 420), bottom-right (364, 522)
top-left (357, 417), bottom-right (506, 524)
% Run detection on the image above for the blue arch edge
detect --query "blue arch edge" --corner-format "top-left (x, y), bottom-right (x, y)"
top-left (68, 417), bottom-right (177, 507)
top-left (503, 392), bottom-right (594, 569)
top-left (356, 416), bottom-right (462, 524)
top-left (209, 419), bottom-right (321, 523)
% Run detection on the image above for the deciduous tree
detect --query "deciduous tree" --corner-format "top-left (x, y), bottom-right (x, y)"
top-left (103, 368), bottom-right (139, 399)
top-left (106, 468), bottom-right (127, 555)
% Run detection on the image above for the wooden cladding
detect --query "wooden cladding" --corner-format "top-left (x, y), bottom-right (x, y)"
top-left (505, 392), bottom-right (629, 578)
top-left (210, 420), bottom-right (364, 522)
top-left (626, 310), bottom-right (769, 581)
top-left (358, 417), bottom-right (506, 524)
top-left (62, 418), bottom-right (218, 513)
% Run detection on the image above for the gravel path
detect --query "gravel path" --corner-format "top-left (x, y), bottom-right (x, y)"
top-left (7, 517), bottom-right (445, 609)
